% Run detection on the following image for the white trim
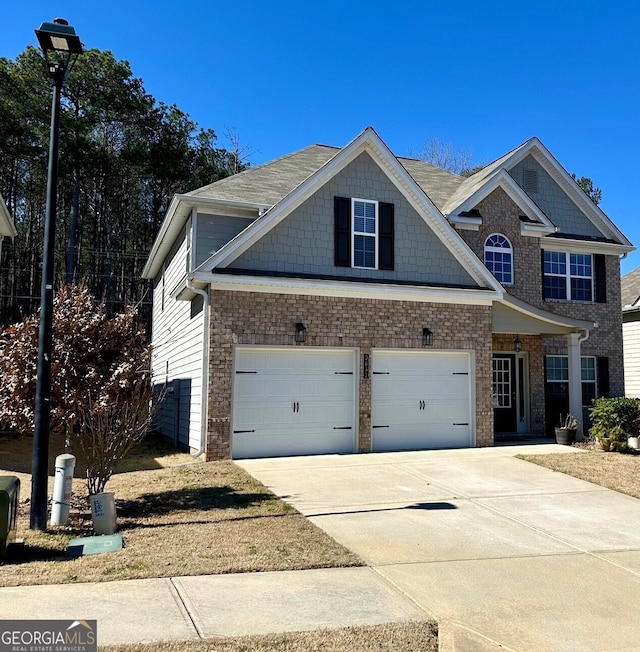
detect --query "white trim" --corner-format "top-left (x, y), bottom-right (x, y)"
top-left (495, 293), bottom-right (595, 332)
top-left (541, 237), bottom-right (633, 255)
top-left (199, 127), bottom-right (504, 293)
top-left (143, 196), bottom-right (266, 279)
top-left (190, 271), bottom-right (498, 305)
top-left (484, 233), bottom-right (514, 286)
top-left (543, 250), bottom-right (594, 302)
top-left (179, 194), bottom-right (271, 212)
top-left (185, 279), bottom-right (210, 458)
top-left (526, 144), bottom-right (633, 247)
top-left (351, 198), bottom-right (378, 269)
top-left (447, 169), bottom-right (556, 235)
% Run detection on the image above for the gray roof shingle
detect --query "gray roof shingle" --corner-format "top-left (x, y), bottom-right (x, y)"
top-left (622, 267), bottom-right (640, 307)
top-left (188, 144), bottom-right (465, 212)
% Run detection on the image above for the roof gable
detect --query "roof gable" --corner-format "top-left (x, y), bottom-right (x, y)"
top-left (198, 127), bottom-right (503, 292)
top-left (450, 138), bottom-right (632, 247)
top-left (227, 151), bottom-right (481, 288)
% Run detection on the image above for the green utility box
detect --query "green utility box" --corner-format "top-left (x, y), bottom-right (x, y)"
top-left (0, 475), bottom-right (20, 556)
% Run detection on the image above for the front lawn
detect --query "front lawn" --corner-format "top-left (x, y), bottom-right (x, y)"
top-left (519, 447), bottom-right (640, 499)
top-left (0, 433), bottom-right (362, 587)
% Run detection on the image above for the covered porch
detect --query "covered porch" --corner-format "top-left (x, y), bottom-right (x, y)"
top-left (492, 295), bottom-right (595, 440)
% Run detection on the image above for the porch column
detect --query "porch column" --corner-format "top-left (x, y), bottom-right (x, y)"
top-left (567, 332), bottom-right (583, 439)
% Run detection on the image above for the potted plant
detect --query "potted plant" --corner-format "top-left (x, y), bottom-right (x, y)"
top-left (555, 414), bottom-right (578, 446)
top-left (588, 397), bottom-right (640, 452)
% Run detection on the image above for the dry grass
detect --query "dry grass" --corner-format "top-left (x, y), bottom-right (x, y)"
top-left (102, 622), bottom-right (439, 652)
top-left (0, 433), bottom-right (362, 587)
top-left (519, 447), bottom-right (640, 499)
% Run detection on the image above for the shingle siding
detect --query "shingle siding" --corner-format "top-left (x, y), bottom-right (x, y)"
top-left (230, 152), bottom-right (478, 288)
top-left (509, 155), bottom-right (602, 237)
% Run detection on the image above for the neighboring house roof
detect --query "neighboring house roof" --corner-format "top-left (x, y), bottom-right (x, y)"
top-left (0, 193), bottom-right (17, 238)
top-left (622, 267), bottom-right (640, 308)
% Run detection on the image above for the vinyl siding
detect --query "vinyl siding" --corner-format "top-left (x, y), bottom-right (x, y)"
top-left (151, 231), bottom-right (205, 449)
top-left (623, 316), bottom-right (640, 397)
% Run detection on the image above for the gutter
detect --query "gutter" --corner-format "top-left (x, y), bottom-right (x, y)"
top-left (186, 278), bottom-right (210, 458)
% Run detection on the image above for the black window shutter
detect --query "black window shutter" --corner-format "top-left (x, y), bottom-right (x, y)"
top-left (334, 197), bottom-right (351, 267)
top-left (594, 254), bottom-right (607, 303)
top-left (378, 202), bottom-right (394, 271)
top-left (597, 357), bottom-right (610, 397)
top-left (541, 249), bottom-right (547, 300)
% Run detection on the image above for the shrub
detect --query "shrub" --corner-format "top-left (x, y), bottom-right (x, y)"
top-left (589, 397), bottom-right (640, 444)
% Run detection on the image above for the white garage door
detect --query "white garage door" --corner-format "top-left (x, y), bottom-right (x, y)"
top-left (232, 347), bottom-right (357, 459)
top-left (371, 350), bottom-right (473, 451)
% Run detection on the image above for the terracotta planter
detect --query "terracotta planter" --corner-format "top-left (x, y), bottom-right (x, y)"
top-left (555, 428), bottom-right (576, 446)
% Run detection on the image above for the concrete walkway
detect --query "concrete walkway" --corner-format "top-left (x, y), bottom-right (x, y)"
top-left (3, 444), bottom-right (640, 650)
top-left (0, 567), bottom-right (424, 646)
top-left (239, 444), bottom-right (640, 651)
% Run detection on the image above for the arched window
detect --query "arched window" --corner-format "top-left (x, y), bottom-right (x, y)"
top-left (484, 234), bottom-right (513, 285)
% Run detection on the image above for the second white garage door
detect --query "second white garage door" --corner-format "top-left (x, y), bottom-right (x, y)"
top-left (232, 347), bottom-right (357, 459)
top-left (371, 349), bottom-right (473, 451)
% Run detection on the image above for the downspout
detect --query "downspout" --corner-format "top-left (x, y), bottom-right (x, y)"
top-left (578, 327), bottom-right (591, 346)
top-left (187, 278), bottom-right (210, 458)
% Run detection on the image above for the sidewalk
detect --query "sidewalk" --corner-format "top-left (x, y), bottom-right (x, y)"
top-left (0, 567), bottom-right (427, 647)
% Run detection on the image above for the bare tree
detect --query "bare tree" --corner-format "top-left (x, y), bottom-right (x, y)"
top-left (407, 138), bottom-right (474, 174)
top-left (224, 126), bottom-right (258, 174)
top-left (76, 374), bottom-right (158, 495)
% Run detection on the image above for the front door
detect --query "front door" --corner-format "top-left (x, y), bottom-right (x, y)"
top-left (492, 354), bottom-right (517, 433)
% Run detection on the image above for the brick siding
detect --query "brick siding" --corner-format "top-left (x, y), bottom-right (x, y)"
top-left (205, 290), bottom-right (493, 460)
top-left (459, 187), bottom-right (624, 430)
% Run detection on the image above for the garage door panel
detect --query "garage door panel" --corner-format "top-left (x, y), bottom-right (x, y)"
top-left (233, 347), bottom-right (357, 459)
top-left (372, 350), bottom-right (472, 452)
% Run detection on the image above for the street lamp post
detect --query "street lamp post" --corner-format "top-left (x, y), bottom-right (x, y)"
top-left (30, 19), bottom-right (83, 530)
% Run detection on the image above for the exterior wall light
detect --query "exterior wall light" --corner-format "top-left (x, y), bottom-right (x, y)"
top-left (422, 327), bottom-right (434, 346)
top-left (295, 322), bottom-right (306, 343)
top-left (514, 336), bottom-right (522, 352)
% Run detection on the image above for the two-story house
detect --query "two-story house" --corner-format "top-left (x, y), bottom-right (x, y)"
top-left (142, 128), bottom-right (632, 460)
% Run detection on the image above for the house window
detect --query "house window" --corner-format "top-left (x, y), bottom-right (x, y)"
top-left (334, 197), bottom-right (394, 270)
top-left (581, 357), bottom-right (597, 407)
top-left (484, 234), bottom-right (513, 285)
top-left (352, 199), bottom-right (377, 269)
top-left (545, 355), bottom-right (597, 407)
top-left (543, 251), bottom-right (593, 301)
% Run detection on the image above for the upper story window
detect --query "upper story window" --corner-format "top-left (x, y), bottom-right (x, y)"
top-left (334, 197), bottom-right (394, 271)
top-left (352, 199), bottom-right (377, 268)
top-left (543, 251), bottom-right (592, 301)
top-left (484, 234), bottom-right (513, 285)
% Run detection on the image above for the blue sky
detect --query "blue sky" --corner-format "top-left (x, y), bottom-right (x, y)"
top-left (3, 1), bottom-right (639, 272)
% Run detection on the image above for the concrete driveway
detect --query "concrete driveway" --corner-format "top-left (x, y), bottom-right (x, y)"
top-left (238, 444), bottom-right (640, 651)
